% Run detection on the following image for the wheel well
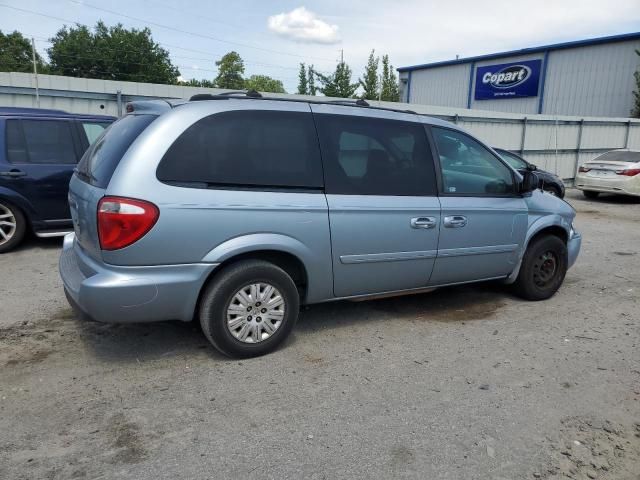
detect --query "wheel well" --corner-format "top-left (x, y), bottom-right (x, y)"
top-left (529, 225), bottom-right (568, 246)
top-left (193, 250), bottom-right (309, 321)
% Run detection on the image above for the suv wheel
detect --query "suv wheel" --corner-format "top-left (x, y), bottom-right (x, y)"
top-left (199, 260), bottom-right (300, 358)
top-left (512, 235), bottom-right (568, 301)
top-left (545, 186), bottom-right (562, 198)
top-left (583, 190), bottom-right (599, 199)
top-left (0, 200), bottom-right (26, 253)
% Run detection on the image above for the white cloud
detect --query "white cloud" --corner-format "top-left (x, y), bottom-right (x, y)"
top-left (268, 7), bottom-right (340, 44)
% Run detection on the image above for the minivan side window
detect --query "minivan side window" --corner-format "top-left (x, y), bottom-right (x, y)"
top-left (6, 119), bottom-right (77, 164)
top-left (157, 110), bottom-right (323, 189)
top-left (432, 127), bottom-right (515, 195)
top-left (81, 122), bottom-right (111, 145)
top-left (315, 114), bottom-right (436, 196)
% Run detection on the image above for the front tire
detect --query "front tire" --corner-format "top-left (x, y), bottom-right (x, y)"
top-left (199, 260), bottom-right (300, 358)
top-left (0, 200), bottom-right (26, 253)
top-left (545, 186), bottom-right (563, 198)
top-left (512, 235), bottom-right (568, 301)
top-left (583, 190), bottom-right (599, 199)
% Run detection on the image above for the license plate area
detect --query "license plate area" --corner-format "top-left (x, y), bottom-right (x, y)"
top-left (588, 169), bottom-right (616, 177)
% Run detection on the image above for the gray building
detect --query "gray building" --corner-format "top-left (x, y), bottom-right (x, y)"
top-left (398, 32), bottom-right (640, 118)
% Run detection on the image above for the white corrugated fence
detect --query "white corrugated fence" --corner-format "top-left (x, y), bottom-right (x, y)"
top-left (2, 72), bottom-right (639, 181)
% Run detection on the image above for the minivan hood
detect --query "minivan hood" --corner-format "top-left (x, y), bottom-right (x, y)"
top-left (525, 188), bottom-right (575, 223)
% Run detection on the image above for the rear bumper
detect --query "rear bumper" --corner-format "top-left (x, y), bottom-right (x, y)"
top-left (59, 233), bottom-right (218, 323)
top-left (575, 174), bottom-right (640, 196)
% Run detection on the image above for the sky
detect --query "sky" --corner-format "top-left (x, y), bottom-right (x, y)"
top-left (1, 0), bottom-right (639, 92)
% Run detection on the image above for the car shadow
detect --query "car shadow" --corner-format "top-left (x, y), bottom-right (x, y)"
top-left (576, 193), bottom-right (640, 205)
top-left (67, 282), bottom-right (510, 363)
top-left (12, 234), bottom-right (63, 252)
top-left (71, 315), bottom-right (229, 363)
top-left (296, 282), bottom-right (509, 333)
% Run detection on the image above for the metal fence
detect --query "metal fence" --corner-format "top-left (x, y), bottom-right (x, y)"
top-left (2, 72), bottom-right (639, 181)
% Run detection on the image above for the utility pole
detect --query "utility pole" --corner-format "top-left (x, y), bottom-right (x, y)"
top-left (378, 73), bottom-right (383, 101)
top-left (31, 37), bottom-right (40, 108)
top-left (340, 49), bottom-right (343, 63)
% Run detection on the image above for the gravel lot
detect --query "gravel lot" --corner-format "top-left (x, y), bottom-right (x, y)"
top-left (1, 189), bottom-right (638, 480)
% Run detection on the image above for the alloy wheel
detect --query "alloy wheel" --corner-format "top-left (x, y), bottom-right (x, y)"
top-left (0, 203), bottom-right (17, 246)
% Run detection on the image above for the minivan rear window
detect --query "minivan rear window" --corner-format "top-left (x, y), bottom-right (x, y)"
top-left (76, 114), bottom-right (156, 188)
top-left (157, 110), bottom-right (323, 190)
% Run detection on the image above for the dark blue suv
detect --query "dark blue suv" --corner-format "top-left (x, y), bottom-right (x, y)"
top-left (0, 107), bottom-right (115, 252)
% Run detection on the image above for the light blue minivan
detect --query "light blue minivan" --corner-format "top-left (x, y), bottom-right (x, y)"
top-left (59, 93), bottom-right (581, 357)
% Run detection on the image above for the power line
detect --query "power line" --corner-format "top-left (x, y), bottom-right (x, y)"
top-left (34, 37), bottom-right (305, 73)
top-left (2, 5), bottom-right (334, 76)
top-left (26, 38), bottom-right (300, 84)
top-left (65, 0), bottom-right (336, 63)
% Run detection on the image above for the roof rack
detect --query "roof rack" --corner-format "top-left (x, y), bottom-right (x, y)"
top-left (189, 90), bottom-right (262, 101)
top-left (185, 92), bottom-right (415, 115)
top-left (327, 99), bottom-right (370, 107)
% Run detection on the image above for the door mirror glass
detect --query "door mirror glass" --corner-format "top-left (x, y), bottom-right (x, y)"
top-left (520, 170), bottom-right (539, 193)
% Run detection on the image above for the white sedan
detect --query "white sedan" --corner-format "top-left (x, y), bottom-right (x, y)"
top-left (575, 150), bottom-right (640, 198)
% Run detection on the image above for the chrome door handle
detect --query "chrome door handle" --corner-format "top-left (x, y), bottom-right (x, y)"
top-left (0, 169), bottom-right (27, 178)
top-left (443, 215), bottom-right (467, 228)
top-left (411, 217), bottom-right (437, 229)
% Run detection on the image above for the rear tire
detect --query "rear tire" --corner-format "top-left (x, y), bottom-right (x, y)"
top-left (199, 260), bottom-right (300, 358)
top-left (0, 200), bottom-right (26, 253)
top-left (512, 235), bottom-right (568, 301)
top-left (583, 190), bottom-right (599, 199)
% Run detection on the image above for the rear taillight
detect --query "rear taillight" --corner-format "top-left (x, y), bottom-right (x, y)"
top-left (578, 166), bottom-right (591, 173)
top-left (97, 196), bottom-right (159, 250)
top-left (615, 168), bottom-right (640, 176)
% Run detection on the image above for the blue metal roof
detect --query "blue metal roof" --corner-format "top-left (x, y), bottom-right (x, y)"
top-left (0, 106), bottom-right (115, 120)
top-left (397, 31), bottom-right (640, 72)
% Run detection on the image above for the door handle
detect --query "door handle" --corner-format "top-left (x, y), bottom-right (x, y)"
top-left (410, 217), bottom-right (437, 229)
top-left (443, 215), bottom-right (467, 228)
top-left (0, 169), bottom-right (27, 178)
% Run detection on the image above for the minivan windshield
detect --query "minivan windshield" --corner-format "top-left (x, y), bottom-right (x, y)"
top-left (496, 149), bottom-right (528, 169)
top-left (77, 114), bottom-right (156, 188)
top-left (594, 151), bottom-right (640, 163)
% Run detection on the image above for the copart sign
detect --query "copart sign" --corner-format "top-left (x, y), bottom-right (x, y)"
top-left (474, 59), bottom-right (542, 100)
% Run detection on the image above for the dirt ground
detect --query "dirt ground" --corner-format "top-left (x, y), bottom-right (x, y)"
top-left (0, 189), bottom-right (638, 480)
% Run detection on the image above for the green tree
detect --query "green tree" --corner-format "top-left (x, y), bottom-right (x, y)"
top-left (380, 54), bottom-right (400, 102)
top-left (307, 64), bottom-right (317, 95)
top-left (47, 21), bottom-right (179, 83)
top-left (632, 49), bottom-right (640, 117)
top-left (244, 74), bottom-right (286, 93)
top-left (214, 51), bottom-right (245, 89)
top-left (0, 30), bottom-right (46, 73)
top-left (317, 61), bottom-right (359, 98)
top-left (182, 78), bottom-right (215, 88)
top-left (297, 63), bottom-right (308, 95)
top-left (359, 50), bottom-right (379, 100)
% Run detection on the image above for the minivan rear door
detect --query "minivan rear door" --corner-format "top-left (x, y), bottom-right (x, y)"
top-left (70, 114), bottom-right (157, 259)
top-left (312, 106), bottom-right (441, 297)
top-left (1, 117), bottom-right (83, 224)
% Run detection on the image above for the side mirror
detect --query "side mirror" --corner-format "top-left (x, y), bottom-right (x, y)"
top-left (526, 163), bottom-right (538, 172)
top-left (520, 170), bottom-right (538, 194)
